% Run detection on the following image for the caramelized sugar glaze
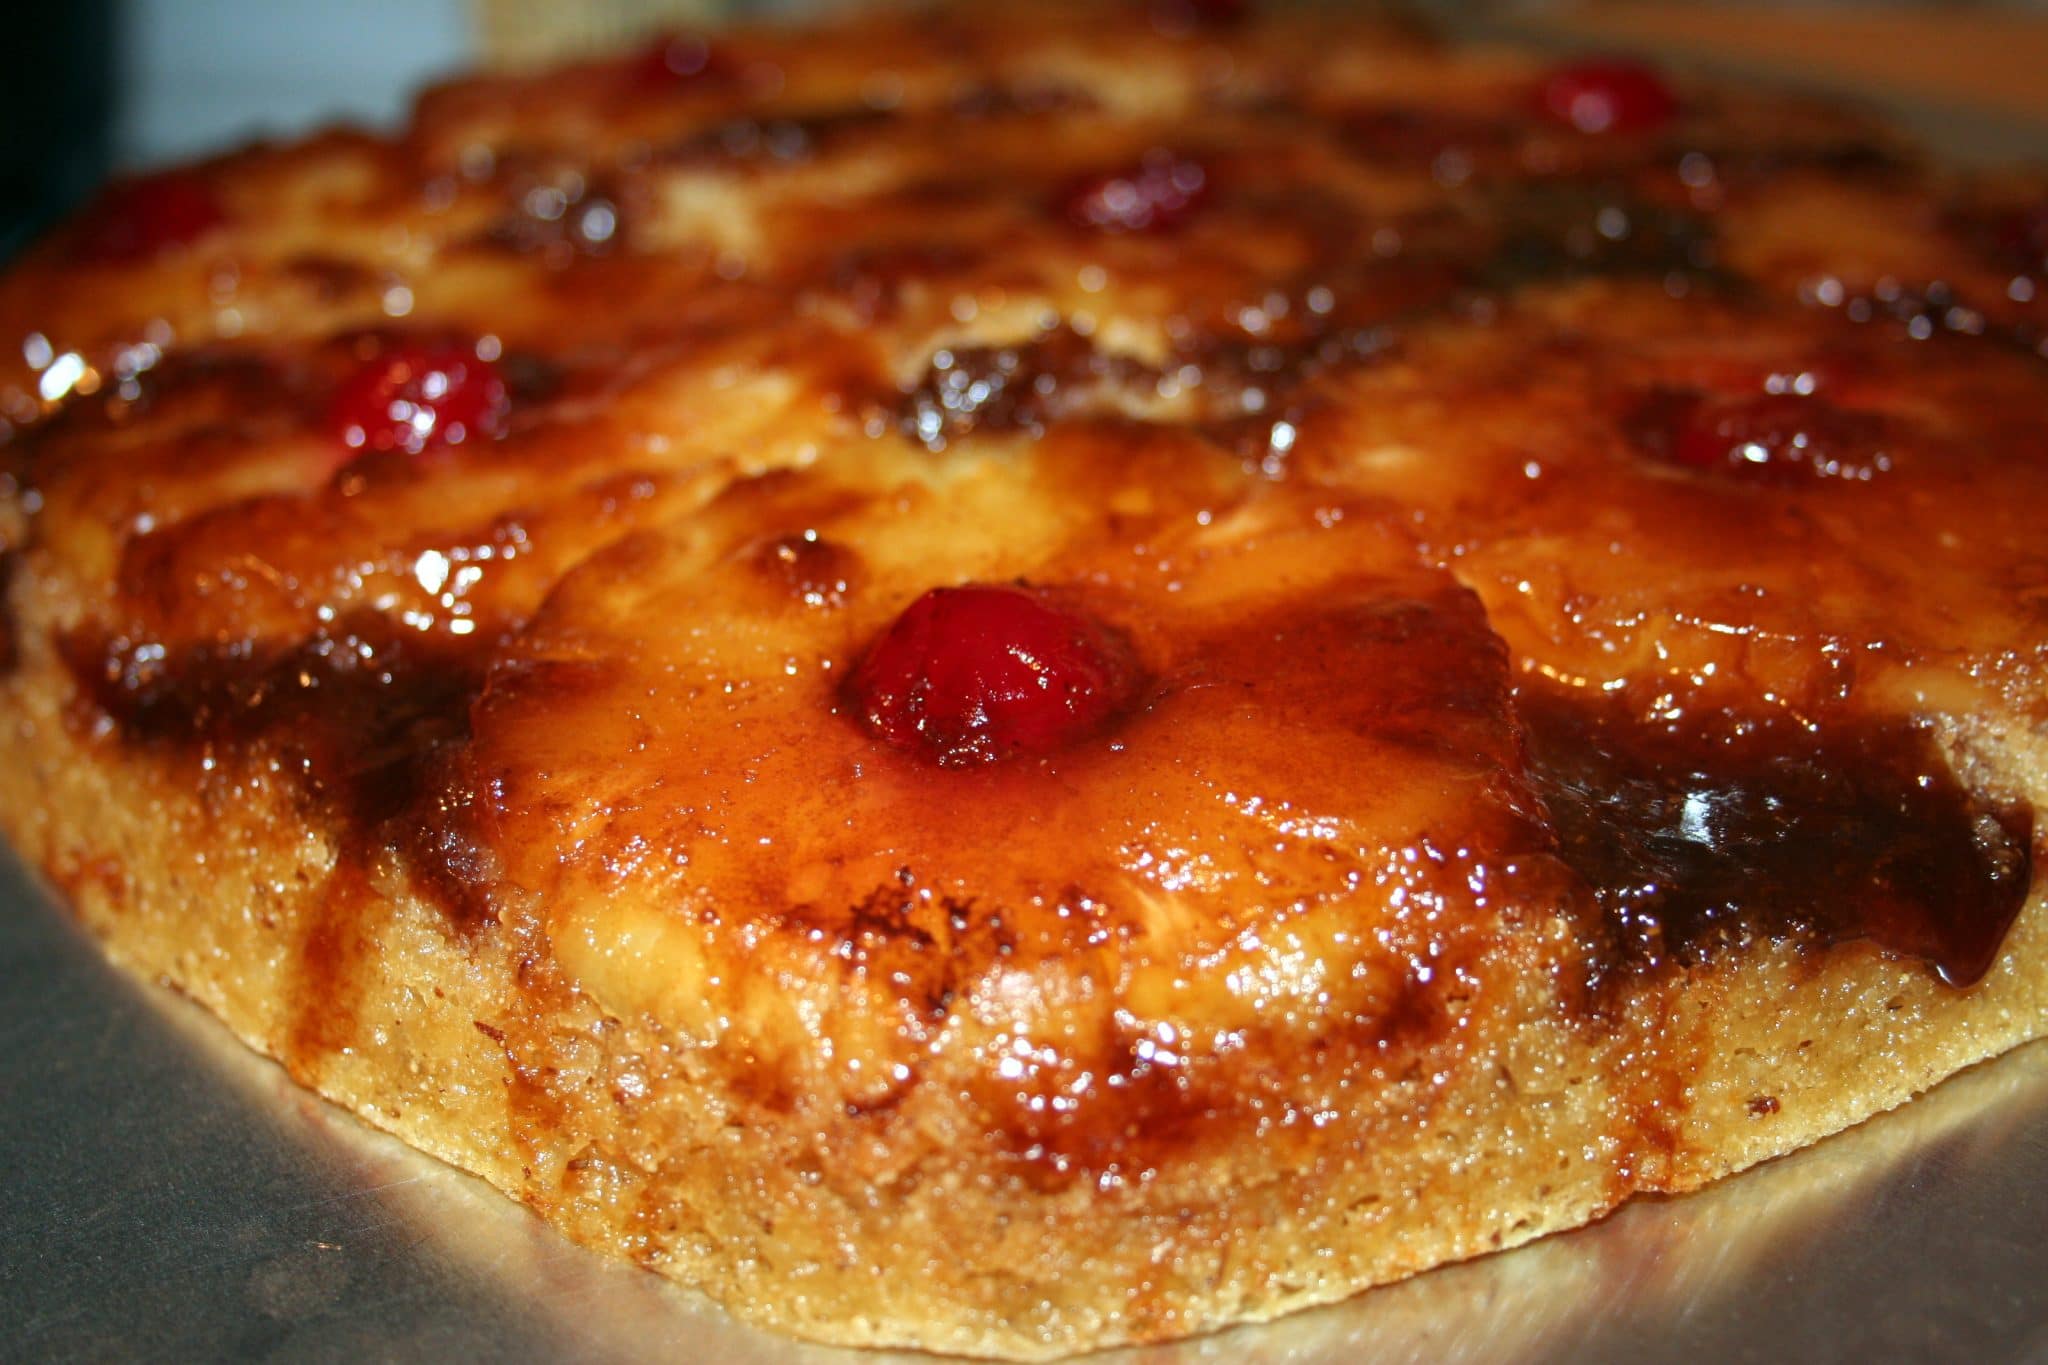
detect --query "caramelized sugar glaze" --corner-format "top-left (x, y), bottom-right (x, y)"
top-left (6, 0), bottom-right (2048, 1337)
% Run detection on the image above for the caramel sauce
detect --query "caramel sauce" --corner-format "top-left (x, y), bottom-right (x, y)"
top-left (63, 620), bottom-right (473, 776)
top-left (898, 327), bottom-right (1156, 452)
top-left (68, 621), bottom-right (488, 854)
top-left (61, 621), bottom-right (495, 1048)
top-left (1521, 688), bottom-right (2035, 988)
top-left (658, 106), bottom-right (901, 170)
top-left (1483, 185), bottom-right (1719, 292)
top-left (473, 476), bottom-right (1546, 1166)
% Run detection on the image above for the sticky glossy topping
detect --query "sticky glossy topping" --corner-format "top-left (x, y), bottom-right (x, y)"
top-left (1060, 152), bottom-right (1209, 234)
top-left (846, 584), bottom-right (1139, 766)
top-left (1534, 59), bottom-right (1678, 136)
top-left (1522, 690), bottom-right (2034, 988)
top-left (1630, 389), bottom-right (1893, 483)
top-left (328, 342), bottom-right (510, 456)
top-left (630, 32), bottom-right (733, 88)
top-left (70, 170), bottom-right (226, 264)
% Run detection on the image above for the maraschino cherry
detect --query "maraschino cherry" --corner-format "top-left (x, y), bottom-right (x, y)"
top-left (72, 170), bottom-right (226, 264)
top-left (1637, 390), bottom-right (1891, 484)
top-left (329, 342), bottom-right (510, 456)
top-left (1061, 152), bottom-right (1209, 234)
top-left (629, 31), bottom-right (734, 88)
top-left (1535, 59), bottom-right (1677, 136)
top-left (847, 584), bottom-right (1139, 766)
top-left (1147, 0), bottom-right (1249, 30)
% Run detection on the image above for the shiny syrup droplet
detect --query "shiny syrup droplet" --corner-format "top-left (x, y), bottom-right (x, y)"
top-left (847, 584), bottom-right (1139, 766)
top-left (1534, 59), bottom-right (1678, 136)
top-left (328, 342), bottom-right (510, 457)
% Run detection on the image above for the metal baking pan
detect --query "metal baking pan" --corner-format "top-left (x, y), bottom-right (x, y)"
top-left (8, 20), bottom-right (2048, 1365)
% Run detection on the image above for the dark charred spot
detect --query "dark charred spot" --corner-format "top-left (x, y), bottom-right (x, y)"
top-left (497, 349), bottom-right (568, 406)
top-left (1674, 118), bottom-right (1912, 191)
top-left (946, 83), bottom-right (1098, 120)
top-left (775, 884), bottom-right (964, 1036)
top-left (1750, 137), bottom-right (1908, 182)
top-left (898, 327), bottom-right (1152, 452)
top-left (1338, 106), bottom-right (1523, 171)
top-left (841, 887), bottom-right (940, 958)
top-left (1520, 687), bottom-right (2035, 990)
top-left (482, 172), bottom-right (629, 260)
top-left (1190, 321), bottom-right (1401, 470)
top-left (1747, 1094), bottom-right (1781, 1117)
top-left (658, 107), bottom-right (898, 169)
top-left (1483, 185), bottom-right (1720, 291)
top-left (823, 241), bottom-right (990, 325)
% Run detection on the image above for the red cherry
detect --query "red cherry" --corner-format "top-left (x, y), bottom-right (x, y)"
top-left (1975, 204), bottom-right (2048, 270)
top-left (846, 584), bottom-right (1139, 767)
top-left (1147, 0), bottom-right (1248, 30)
top-left (72, 171), bottom-right (226, 263)
top-left (329, 342), bottom-right (510, 456)
top-left (1535, 59), bottom-right (1677, 135)
top-left (1061, 152), bottom-right (1209, 234)
top-left (1636, 390), bottom-right (1892, 484)
top-left (628, 32), bottom-right (733, 88)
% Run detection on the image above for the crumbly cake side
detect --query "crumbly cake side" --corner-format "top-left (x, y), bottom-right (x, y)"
top-left (4, 4), bottom-right (2048, 1357)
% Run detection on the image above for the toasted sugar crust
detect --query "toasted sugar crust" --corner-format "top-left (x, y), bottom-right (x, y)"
top-left (5, 2), bottom-right (2048, 1357)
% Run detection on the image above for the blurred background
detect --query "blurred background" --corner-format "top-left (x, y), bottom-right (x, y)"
top-left (6, 0), bottom-right (2048, 258)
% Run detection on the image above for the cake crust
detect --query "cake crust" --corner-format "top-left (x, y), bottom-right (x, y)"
top-left (4, 4), bottom-right (2048, 1357)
